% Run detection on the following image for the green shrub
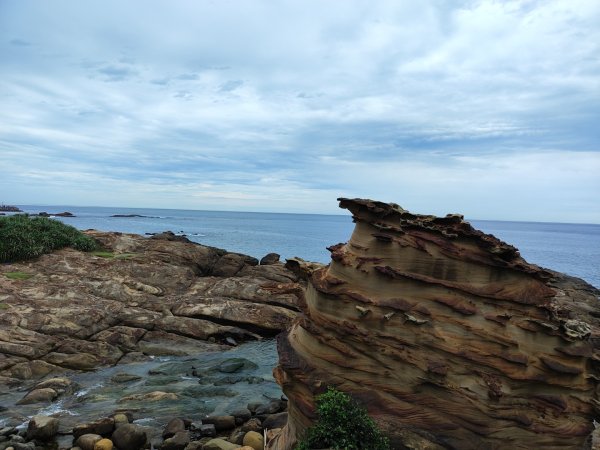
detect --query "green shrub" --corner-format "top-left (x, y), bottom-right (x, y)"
top-left (0, 215), bottom-right (97, 263)
top-left (296, 387), bottom-right (390, 450)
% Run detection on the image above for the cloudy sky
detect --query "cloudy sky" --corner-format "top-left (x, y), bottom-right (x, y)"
top-left (1, 0), bottom-right (599, 222)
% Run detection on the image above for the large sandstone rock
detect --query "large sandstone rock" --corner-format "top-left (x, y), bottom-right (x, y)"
top-left (0, 230), bottom-right (303, 379)
top-left (270, 198), bottom-right (600, 450)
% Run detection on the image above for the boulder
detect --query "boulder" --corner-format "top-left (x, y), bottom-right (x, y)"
top-left (73, 418), bottom-right (114, 439)
top-left (17, 388), bottom-right (57, 405)
top-left (75, 434), bottom-right (102, 450)
top-left (111, 424), bottom-right (147, 450)
top-left (260, 253), bottom-right (280, 265)
top-left (202, 438), bottom-right (239, 450)
top-left (241, 418), bottom-right (262, 433)
top-left (203, 415), bottom-right (235, 431)
top-left (261, 413), bottom-right (287, 430)
top-left (242, 431), bottom-right (263, 450)
top-left (94, 439), bottom-right (113, 450)
top-left (231, 408), bottom-right (252, 426)
top-left (26, 415), bottom-right (59, 441)
top-left (163, 418), bottom-right (186, 439)
top-left (161, 431), bottom-right (190, 450)
top-left (199, 424), bottom-right (216, 437)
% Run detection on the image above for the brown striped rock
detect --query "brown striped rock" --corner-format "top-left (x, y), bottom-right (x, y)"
top-left (269, 198), bottom-right (600, 450)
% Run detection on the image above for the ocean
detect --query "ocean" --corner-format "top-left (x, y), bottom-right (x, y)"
top-left (13, 205), bottom-right (600, 289)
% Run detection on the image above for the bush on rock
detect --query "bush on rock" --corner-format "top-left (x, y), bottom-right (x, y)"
top-left (296, 387), bottom-right (389, 450)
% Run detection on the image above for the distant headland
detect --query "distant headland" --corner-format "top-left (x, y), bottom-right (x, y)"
top-left (0, 204), bottom-right (22, 212)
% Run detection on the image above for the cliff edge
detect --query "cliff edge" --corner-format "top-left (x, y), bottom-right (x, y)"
top-left (270, 198), bottom-right (600, 450)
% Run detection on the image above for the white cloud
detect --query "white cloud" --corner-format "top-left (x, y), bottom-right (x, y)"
top-left (0, 0), bottom-right (598, 221)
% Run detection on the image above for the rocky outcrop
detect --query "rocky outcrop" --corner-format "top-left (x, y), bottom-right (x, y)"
top-left (270, 198), bottom-right (600, 450)
top-left (0, 230), bottom-right (303, 380)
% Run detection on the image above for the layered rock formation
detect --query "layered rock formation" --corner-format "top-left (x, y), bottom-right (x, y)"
top-left (0, 231), bottom-right (302, 383)
top-left (270, 198), bottom-right (600, 450)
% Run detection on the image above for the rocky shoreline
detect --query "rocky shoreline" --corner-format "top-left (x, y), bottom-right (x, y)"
top-left (0, 229), bottom-right (310, 450)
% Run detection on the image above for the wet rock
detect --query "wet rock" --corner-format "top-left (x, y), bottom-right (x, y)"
top-left (111, 424), bottom-right (147, 450)
top-left (229, 429), bottom-right (245, 446)
top-left (0, 428), bottom-right (17, 437)
top-left (241, 419), bottom-right (262, 433)
top-left (242, 431), bottom-right (263, 450)
top-left (94, 438), bottom-right (113, 450)
top-left (163, 418), bottom-right (186, 439)
top-left (73, 418), bottom-right (114, 439)
top-left (118, 390), bottom-right (178, 402)
top-left (183, 442), bottom-right (204, 450)
top-left (231, 408), bottom-right (252, 426)
top-left (112, 414), bottom-right (129, 429)
top-left (260, 253), bottom-right (280, 265)
top-left (202, 438), bottom-right (239, 450)
top-left (17, 387), bottom-right (57, 405)
top-left (75, 434), bottom-right (102, 450)
top-left (218, 359), bottom-right (256, 374)
top-left (254, 401), bottom-right (284, 416)
top-left (199, 424), bottom-right (216, 437)
top-left (162, 431), bottom-right (190, 450)
top-left (33, 376), bottom-right (74, 394)
top-left (203, 416), bottom-right (235, 431)
top-left (26, 415), bottom-right (59, 441)
top-left (261, 412), bottom-right (287, 429)
top-left (110, 373), bottom-right (142, 383)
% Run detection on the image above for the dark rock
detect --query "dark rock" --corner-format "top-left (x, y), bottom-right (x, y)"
top-left (246, 402), bottom-right (262, 414)
top-left (230, 408), bottom-right (252, 425)
top-left (255, 400), bottom-right (284, 415)
top-left (149, 231), bottom-right (191, 243)
top-left (241, 418), bottom-right (262, 433)
top-left (260, 253), bottom-right (280, 265)
top-left (111, 373), bottom-right (142, 383)
top-left (163, 418), bottom-right (186, 439)
top-left (26, 415), bottom-right (59, 441)
top-left (202, 415), bottom-right (235, 431)
top-left (54, 211), bottom-right (75, 217)
top-left (199, 424), bottom-right (216, 437)
top-left (73, 417), bottom-right (114, 439)
top-left (12, 442), bottom-right (35, 450)
top-left (262, 412), bottom-right (287, 429)
top-left (111, 423), bottom-right (147, 450)
top-left (111, 214), bottom-right (148, 218)
top-left (229, 429), bottom-right (245, 445)
top-left (162, 431), bottom-right (190, 450)
top-left (0, 428), bottom-right (17, 437)
top-left (212, 253), bottom-right (258, 277)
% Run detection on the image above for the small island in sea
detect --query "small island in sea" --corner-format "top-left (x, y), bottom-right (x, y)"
top-left (0, 198), bottom-right (598, 450)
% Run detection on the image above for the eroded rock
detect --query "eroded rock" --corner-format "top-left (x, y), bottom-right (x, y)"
top-left (269, 198), bottom-right (600, 450)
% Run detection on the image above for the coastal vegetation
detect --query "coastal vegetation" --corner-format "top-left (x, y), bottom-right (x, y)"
top-left (3, 271), bottom-right (33, 280)
top-left (0, 214), bottom-right (96, 263)
top-left (296, 387), bottom-right (389, 450)
top-left (91, 250), bottom-right (137, 259)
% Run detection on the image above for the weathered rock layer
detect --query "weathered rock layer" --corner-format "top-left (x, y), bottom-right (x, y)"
top-left (270, 198), bottom-right (600, 450)
top-left (0, 230), bottom-right (302, 384)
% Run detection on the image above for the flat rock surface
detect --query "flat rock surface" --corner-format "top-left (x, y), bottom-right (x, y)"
top-left (0, 230), bottom-right (303, 380)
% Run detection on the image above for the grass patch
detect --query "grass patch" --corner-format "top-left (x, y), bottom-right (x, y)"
top-left (4, 271), bottom-right (33, 280)
top-left (297, 387), bottom-right (390, 450)
top-left (0, 214), bottom-right (97, 263)
top-left (0, 303), bottom-right (8, 309)
top-left (91, 251), bottom-right (136, 259)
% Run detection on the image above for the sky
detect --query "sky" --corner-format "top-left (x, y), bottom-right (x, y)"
top-left (1, 0), bottom-right (599, 222)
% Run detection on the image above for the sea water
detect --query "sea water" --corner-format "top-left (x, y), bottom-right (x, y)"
top-left (14, 204), bottom-right (600, 288)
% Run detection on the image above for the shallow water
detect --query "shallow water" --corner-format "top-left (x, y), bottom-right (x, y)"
top-left (0, 339), bottom-right (280, 431)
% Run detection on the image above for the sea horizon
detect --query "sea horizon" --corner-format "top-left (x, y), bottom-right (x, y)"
top-left (9, 203), bottom-right (600, 227)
